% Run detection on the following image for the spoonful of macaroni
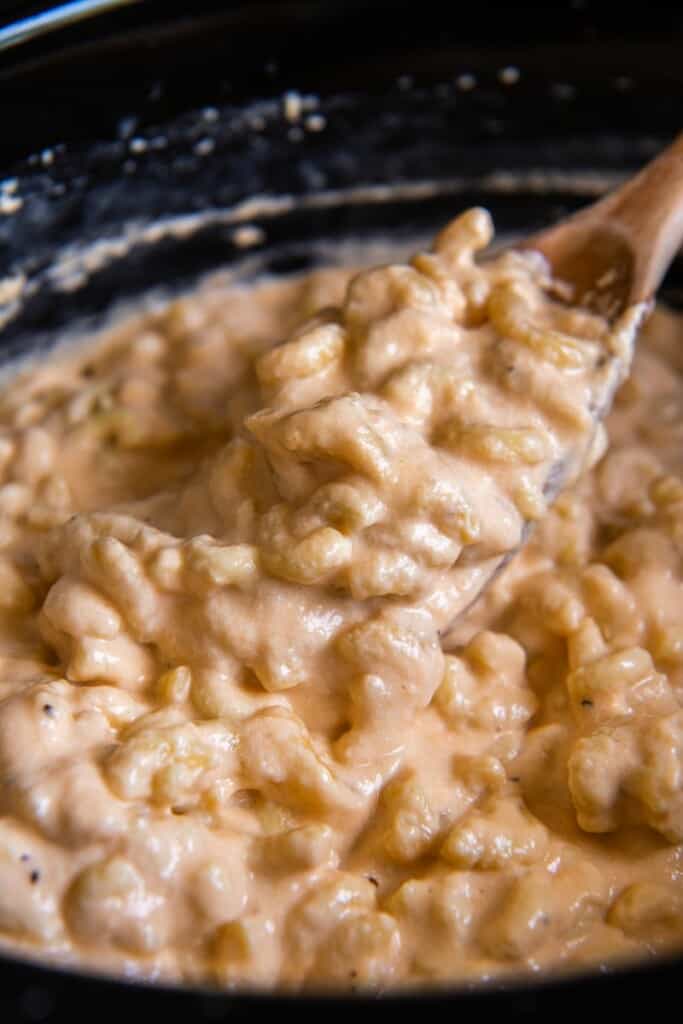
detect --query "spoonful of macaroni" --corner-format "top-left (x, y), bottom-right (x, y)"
top-left (246, 134), bottom-right (683, 627)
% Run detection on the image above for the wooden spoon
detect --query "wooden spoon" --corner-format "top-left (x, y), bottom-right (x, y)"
top-left (521, 132), bottom-right (683, 318)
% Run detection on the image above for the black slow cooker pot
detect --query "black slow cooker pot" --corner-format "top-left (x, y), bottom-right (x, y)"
top-left (1, 2), bottom-right (683, 1020)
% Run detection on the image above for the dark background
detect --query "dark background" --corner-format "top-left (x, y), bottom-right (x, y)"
top-left (2, 1), bottom-right (683, 167)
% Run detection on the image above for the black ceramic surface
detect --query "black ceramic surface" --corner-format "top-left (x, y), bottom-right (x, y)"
top-left (1, 2), bottom-right (683, 1020)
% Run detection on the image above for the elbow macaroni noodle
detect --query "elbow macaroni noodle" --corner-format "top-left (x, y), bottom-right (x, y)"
top-left (0, 208), bottom-right (679, 988)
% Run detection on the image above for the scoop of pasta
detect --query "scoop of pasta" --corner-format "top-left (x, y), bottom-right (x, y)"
top-left (243, 206), bottom-right (646, 627)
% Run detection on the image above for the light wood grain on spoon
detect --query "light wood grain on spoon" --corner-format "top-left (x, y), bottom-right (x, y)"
top-left (521, 132), bottom-right (683, 318)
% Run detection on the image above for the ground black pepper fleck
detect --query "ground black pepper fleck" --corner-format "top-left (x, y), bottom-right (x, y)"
top-left (42, 704), bottom-right (55, 716)
top-left (30, 870), bottom-right (40, 884)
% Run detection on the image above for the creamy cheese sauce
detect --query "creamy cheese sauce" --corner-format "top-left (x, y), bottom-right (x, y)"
top-left (0, 209), bottom-right (679, 990)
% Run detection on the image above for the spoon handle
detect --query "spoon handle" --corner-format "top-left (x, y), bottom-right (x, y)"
top-left (603, 132), bottom-right (683, 302)
top-left (525, 133), bottom-right (683, 312)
